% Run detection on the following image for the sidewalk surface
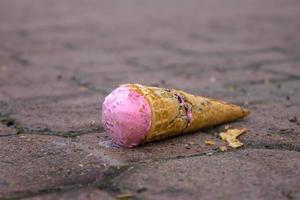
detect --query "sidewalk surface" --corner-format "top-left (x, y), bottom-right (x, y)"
top-left (0, 0), bottom-right (299, 199)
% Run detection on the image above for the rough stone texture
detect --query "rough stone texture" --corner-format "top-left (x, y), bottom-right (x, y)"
top-left (0, 135), bottom-right (108, 199)
top-left (116, 149), bottom-right (300, 200)
top-left (0, 0), bottom-right (299, 199)
top-left (0, 92), bottom-right (102, 133)
top-left (24, 188), bottom-right (114, 200)
top-left (0, 123), bottom-right (15, 136)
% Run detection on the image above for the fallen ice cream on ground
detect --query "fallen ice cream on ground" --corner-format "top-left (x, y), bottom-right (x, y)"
top-left (102, 84), bottom-right (250, 148)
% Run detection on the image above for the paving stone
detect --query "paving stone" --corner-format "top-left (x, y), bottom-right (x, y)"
top-left (233, 103), bottom-right (300, 150)
top-left (0, 135), bottom-right (108, 199)
top-left (262, 61), bottom-right (300, 77)
top-left (115, 149), bottom-right (300, 200)
top-left (24, 188), bottom-right (114, 200)
top-left (0, 132), bottom-right (225, 199)
top-left (0, 92), bottom-right (102, 134)
top-left (0, 64), bottom-right (82, 101)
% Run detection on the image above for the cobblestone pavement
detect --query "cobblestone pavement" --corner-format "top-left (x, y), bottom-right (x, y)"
top-left (0, 0), bottom-right (300, 199)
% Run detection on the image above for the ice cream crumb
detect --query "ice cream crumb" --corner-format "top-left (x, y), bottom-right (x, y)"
top-left (116, 192), bottom-right (133, 199)
top-left (204, 140), bottom-right (215, 146)
top-left (219, 145), bottom-right (227, 151)
top-left (220, 128), bottom-right (247, 148)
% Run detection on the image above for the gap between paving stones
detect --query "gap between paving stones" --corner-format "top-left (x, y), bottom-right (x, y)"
top-left (246, 142), bottom-right (300, 153)
top-left (146, 41), bottom-right (294, 58)
top-left (261, 68), bottom-right (300, 80)
top-left (0, 111), bottom-right (103, 138)
top-left (0, 165), bottom-right (131, 200)
top-left (224, 76), bottom-right (299, 87)
top-left (243, 57), bottom-right (300, 72)
top-left (139, 144), bottom-right (300, 163)
top-left (0, 112), bottom-right (24, 134)
top-left (201, 56), bottom-right (300, 76)
top-left (71, 72), bottom-right (109, 95)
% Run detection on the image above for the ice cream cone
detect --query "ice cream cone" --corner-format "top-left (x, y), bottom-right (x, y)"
top-left (102, 84), bottom-right (250, 147)
top-left (128, 84), bottom-right (249, 143)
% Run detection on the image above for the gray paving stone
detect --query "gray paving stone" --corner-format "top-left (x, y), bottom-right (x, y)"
top-left (0, 93), bottom-right (102, 134)
top-left (24, 188), bottom-right (114, 200)
top-left (0, 135), bottom-right (107, 199)
top-left (115, 149), bottom-right (300, 200)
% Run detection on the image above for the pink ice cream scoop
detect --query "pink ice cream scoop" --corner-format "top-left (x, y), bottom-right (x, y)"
top-left (102, 85), bottom-right (152, 147)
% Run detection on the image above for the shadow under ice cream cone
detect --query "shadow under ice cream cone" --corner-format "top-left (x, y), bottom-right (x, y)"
top-left (102, 84), bottom-right (250, 148)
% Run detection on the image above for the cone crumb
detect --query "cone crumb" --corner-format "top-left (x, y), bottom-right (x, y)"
top-left (224, 125), bottom-right (230, 130)
top-left (220, 128), bottom-right (247, 148)
top-left (116, 192), bottom-right (133, 199)
top-left (219, 146), bottom-right (228, 151)
top-left (204, 140), bottom-right (215, 146)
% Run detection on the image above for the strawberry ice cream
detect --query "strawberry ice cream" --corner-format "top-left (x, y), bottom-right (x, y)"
top-left (102, 85), bottom-right (151, 147)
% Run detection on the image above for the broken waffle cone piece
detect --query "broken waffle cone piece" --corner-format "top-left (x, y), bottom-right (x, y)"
top-left (102, 84), bottom-right (250, 147)
top-left (220, 128), bottom-right (247, 148)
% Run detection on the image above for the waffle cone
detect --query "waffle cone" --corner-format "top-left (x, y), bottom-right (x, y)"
top-left (127, 84), bottom-right (250, 144)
